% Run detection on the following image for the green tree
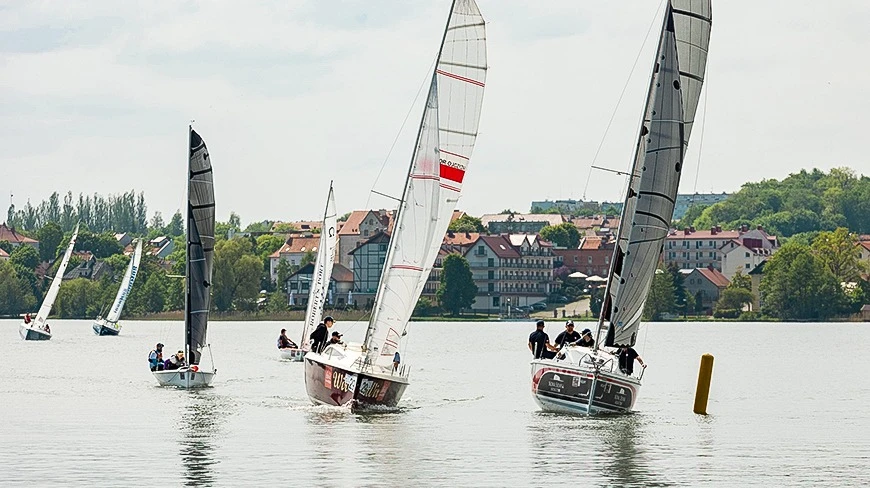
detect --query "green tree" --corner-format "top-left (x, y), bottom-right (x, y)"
top-left (212, 238), bottom-right (262, 312)
top-left (0, 260), bottom-right (36, 315)
top-left (713, 288), bottom-right (755, 318)
top-left (245, 221), bottom-right (275, 233)
top-left (37, 222), bottom-right (64, 263)
top-left (676, 204), bottom-right (709, 227)
top-left (140, 273), bottom-right (167, 313)
top-left (56, 278), bottom-right (101, 318)
top-left (166, 211), bottom-right (184, 237)
top-left (300, 250), bottom-right (316, 267)
top-left (760, 242), bottom-right (843, 320)
top-left (256, 235), bottom-right (285, 260)
top-left (729, 270), bottom-right (751, 291)
top-left (448, 215), bottom-right (485, 233)
top-left (812, 227), bottom-right (866, 282)
top-left (338, 212), bottom-right (351, 222)
top-left (0, 240), bottom-right (12, 254)
top-left (265, 291), bottom-right (289, 313)
top-left (436, 253), bottom-right (477, 316)
top-left (74, 230), bottom-right (122, 258)
top-left (276, 259), bottom-right (292, 292)
top-left (273, 222), bottom-right (299, 233)
top-left (643, 269), bottom-right (676, 320)
top-left (10, 245), bottom-right (40, 270)
top-left (540, 223), bottom-right (581, 249)
top-left (413, 297), bottom-right (439, 317)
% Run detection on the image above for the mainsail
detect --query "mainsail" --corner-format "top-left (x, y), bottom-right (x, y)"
top-left (34, 223), bottom-right (79, 329)
top-left (363, 0), bottom-right (487, 367)
top-left (105, 239), bottom-right (142, 323)
top-left (601, 1), bottom-right (712, 348)
top-left (186, 128), bottom-right (215, 365)
top-left (301, 183), bottom-right (338, 350)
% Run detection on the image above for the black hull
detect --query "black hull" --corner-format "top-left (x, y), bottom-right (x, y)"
top-left (93, 324), bottom-right (120, 336)
top-left (304, 357), bottom-right (408, 410)
top-left (532, 365), bottom-right (638, 414)
top-left (21, 327), bottom-right (51, 341)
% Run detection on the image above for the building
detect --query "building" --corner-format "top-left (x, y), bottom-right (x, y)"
top-left (857, 241), bottom-right (870, 271)
top-left (148, 236), bottom-right (175, 259)
top-left (463, 234), bottom-right (555, 314)
top-left (672, 192), bottom-right (730, 220)
top-left (268, 234), bottom-right (322, 283)
top-left (571, 215), bottom-right (619, 237)
top-left (664, 225), bottom-right (778, 271)
top-left (114, 233), bottom-right (133, 248)
top-left (0, 223), bottom-right (39, 251)
top-left (552, 236), bottom-right (614, 278)
top-left (682, 267), bottom-right (730, 314)
top-left (284, 262), bottom-right (354, 308)
top-left (530, 199), bottom-right (599, 213)
top-left (861, 304), bottom-right (870, 321)
top-left (424, 231), bottom-right (481, 298)
top-left (349, 231), bottom-right (390, 309)
top-left (748, 261), bottom-right (766, 311)
top-left (0, 247), bottom-right (9, 261)
top-left (337, 210), bottom-right (391, 270)
top-left (720, 241), bottom-right (775, 280)
top-left (480, 213), bottom-right (565, 234)
top-left (63, 254), bottom-right (113, 281)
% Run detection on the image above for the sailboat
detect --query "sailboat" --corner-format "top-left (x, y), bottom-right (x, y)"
top-left (19, 223), bottom-right (80, 340)
top-left (153, 127), bottom-right (217, 388)
top-left (303, 0), bottom-right (487, 409)
top-left (280, 182), bottom-right (337, 361)
top-left (93, 240), bottom-right (143, 335)
top-left (531, 0), bottom-right (712, 414)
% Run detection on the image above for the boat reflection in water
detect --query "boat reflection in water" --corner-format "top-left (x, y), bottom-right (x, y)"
top-left (177, 391), bottom-right (231, 487)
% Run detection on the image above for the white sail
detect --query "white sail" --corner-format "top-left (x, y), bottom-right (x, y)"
top-left (601, 3), bottom-right (708, 347)
top-left (362, 0), bottom-right (487, 367)
top-left (301, 183), bottom-right (338, 350)
top-left (34, 223), bottom-right (79, 329)
top-left (105, 240), bottom-right (142, 323)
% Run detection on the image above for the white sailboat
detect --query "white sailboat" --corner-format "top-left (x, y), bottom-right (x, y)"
top-left (280, 182), bottom-right (338, 361)
top-left (153, 127), bottom-right (217, 388)
top-left (19, 223), bottom-right (80, 340)
top-left (303, 0), bottom-right (487, 409)
top-left (93, 240), bottom-right (143, 336)
top-left (531, 0), bottom-right (712, 414)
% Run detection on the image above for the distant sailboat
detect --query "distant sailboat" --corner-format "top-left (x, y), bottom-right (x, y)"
top-left (303, 0), bottom-right (487, 409)
top-left (19, 223), bottom-right (79, 341)
top-left (93, 240), bottom-right (142, 336)
top-left (280, 182), bottom-right (337, 361)
top-left (152, 127), bottom-right (217, 388)
top-left (531, 0), bottom-right (712, 414)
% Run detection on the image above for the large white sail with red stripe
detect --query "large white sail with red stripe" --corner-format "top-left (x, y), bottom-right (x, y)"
top-left (363, 0), bottom-right (487, 368)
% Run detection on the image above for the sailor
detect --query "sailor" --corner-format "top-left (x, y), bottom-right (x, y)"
top-left (43, 323), bottom-right (51, 334)
top-left (554, 320), bottom-right (581, 348)
top-left (149, 343), bottom-right (165, 371)
top-left (393, 351), bottom-right (401, 372)
top-left (616, 346), bottom-right (646, 376)
top-left (326, 331), bottom-right (344, 347)
top-left (164, 351), bottom-right (186, 370)
top-left (528, 320), bottom-right (558, 359)
top-left (576, 328), bottom-right (595, 348)
top-left (24, 313), bottom-right (31, 324)
top-left (310, 316), bottom-right (334, 353)
top-left (277, 328), bottom-right (298, 349)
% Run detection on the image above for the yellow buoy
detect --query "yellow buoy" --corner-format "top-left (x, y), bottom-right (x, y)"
top-left (693, 354), bottom-right (714, 415)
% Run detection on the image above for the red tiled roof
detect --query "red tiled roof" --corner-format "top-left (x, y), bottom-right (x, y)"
top-left (474, 235), bottom-right (521, 259)
top-left (0, 248), bottom-right (8, 258)
top-left (668, 230), bottom-right (741, 240)
top-left (444, 231), bottom-right (480, 246)
top-left (858, 241), bottom-right (870, 252)
top-left (580, 236), bottom-right (605, 250)
top-left (572, 216), bottom-right (605, 229)
top-left (696, 267), bottom-right (730, 288)
top-left (269, 236), bottom-right (322, 258)
top-left (451, 210), bottom-right (466, 222)
top-left (0, 223), bottom-right (38, 244)
top-left (337, 210), bottom-right (391, 236)
top-left (331, 263), bottom-right (353, 282)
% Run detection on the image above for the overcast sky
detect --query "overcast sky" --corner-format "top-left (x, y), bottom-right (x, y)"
top-left (2, 1), bottom-right (868, 226)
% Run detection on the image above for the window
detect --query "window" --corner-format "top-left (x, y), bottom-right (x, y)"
top-left (573, 256), bottom-right (578, 264)
top-left (605, 256), bottom-right (609, 264)
top-left (696, 241), bottom-right (701, 249)
top-left (301, 282), bottom-right (310, 292)
top-left (745, 252), bottom-right (750, 258)
top-left (488, 283), bottom-right (494, 292)
top-left (477, 245), bottom-right (486, 256)
top-left (745, 263), bottom-right (750, 269)
top-left (492, 296), bottom-right (500, 307)
top-left (290, 282), bottom-right (298, 290)
top-left (488, 258), bottom-right (494, 267)
top-left (363, 230), bottom-right (369, 237)
top-left (488, 270), bottom-right (494, 280)
top-left (709, 241), bottom-right (714, 247)
top-left (587, 256), bottom-right (593, 264)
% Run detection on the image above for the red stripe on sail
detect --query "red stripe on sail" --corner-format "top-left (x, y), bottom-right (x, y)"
top-left (440, 149), bottom-right (469, 160)
top-left (440, 163), bottom-right (465, 183)
top-left (436, 69), bottom-right (485, 87)
top-left (391, 264), bottom-right (423, 272)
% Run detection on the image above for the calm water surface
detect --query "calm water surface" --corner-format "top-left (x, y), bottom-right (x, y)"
top-left (2, 319), bottom-right (869, 487)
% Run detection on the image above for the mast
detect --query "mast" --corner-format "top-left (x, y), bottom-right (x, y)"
top-left (185, 125), bottom-right (192, 362)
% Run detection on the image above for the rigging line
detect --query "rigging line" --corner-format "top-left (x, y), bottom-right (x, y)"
top-left (365, 51), bottom-right (440, 210)
top-left (690, 69), bottom-right (710, 209)
top-left (584, 0), bottom-right (667, 201)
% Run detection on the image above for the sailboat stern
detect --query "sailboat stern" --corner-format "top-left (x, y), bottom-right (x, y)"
top-left (531, 354), bottom-right (640, 415)
top-left (92, 319), bottom-right (120, 336)
top-left (304, 346), bottom-right (409, 410)
top-left (19, 324), bottom-right (51, 341)
top-left (152, 366), bottom-right (216, 388)
top-left (279, 348), bottom-right (306, 362)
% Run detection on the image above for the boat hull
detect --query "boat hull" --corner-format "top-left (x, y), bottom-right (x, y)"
top-left (92, 321), bottom-right (120, 336)
top-left (279, 348), bottom-right (305, 362)
top-left (304, 356), bottom-right (408, 409)
top-left (531, 360), bottom-right (640, 415)
top-left (152, 367), bottom-right (215, 388)
top-left (19, 324), bottom-right (51, 341)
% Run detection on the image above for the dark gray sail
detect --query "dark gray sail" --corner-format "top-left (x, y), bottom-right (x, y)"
top-left (186, 128), bottom-right (215, 365)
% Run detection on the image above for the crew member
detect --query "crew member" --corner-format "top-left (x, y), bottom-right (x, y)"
top-left (528, 320), bottom-right (558, 359)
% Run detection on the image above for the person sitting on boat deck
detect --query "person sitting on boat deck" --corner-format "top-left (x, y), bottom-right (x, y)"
top-left (326, 331), bottom-right (344, 347)
top-left (164, 351), bottom-right (186, 370)
top-left (277, 328), bottom-right (298, 349)
top-left (616, 346), bottom-right (646, 376)
top-left (24, 313), bottom-right (31, 324)
top-left (149, 343), bottom-right (165, 371)
top-left (393, 351), bottom-right (401, 372)
top-left (554, 320), bottom-right (581, 349)
top-left (529, 320), bottom-right (558, 359)
top-left (310, 316), bottom-right (334, 354)
top-left (43, 323), bottom-right (51, 334)
top-left (576, 328), bottom-right (595, 348)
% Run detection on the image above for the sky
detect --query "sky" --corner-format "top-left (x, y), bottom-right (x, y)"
top-left (2, 0), bottom-right (869, 227)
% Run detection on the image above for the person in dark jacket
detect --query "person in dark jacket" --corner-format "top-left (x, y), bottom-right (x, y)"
top-left (528, 320), bottom-right (558, 359)
top-left (616, 346), bottom-right (645, 376)
top-left (576, 328), bottom-right (595, 348)
top-left (277, 328), bottom-right (298, 349)
top-left (554, 321), bottom-right (581, 348)
top-left (310, 316), bottom-right (335, 353)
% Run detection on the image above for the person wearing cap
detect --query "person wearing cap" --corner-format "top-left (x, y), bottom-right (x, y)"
top-left (148, 343), bottom-right (165, 371)
top-left (310, 316), bottom-right (335, 354)
top-left (164, 350), bottom-right (187, 370)
top-left (528, 320), bottom-right (558, 359)
top-left (277, 328), bottom-right (298, 349)
top-left (616, 346), bottom-right (645, 376)
top-left (576, 328), bottom-right (595, 348)
top-left (554, 321), bottom-right (581, 349)
top-left (326, 330), bottom-right (344, 347)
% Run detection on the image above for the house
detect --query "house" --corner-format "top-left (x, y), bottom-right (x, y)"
top-left (682, 266), bottom-right (730, 314)
top-left (268, 234), bottom-right (322, 283)
top-left (664, 225), bottom-right (778, 271)
top-left (480, 213), bottom-right (565, 234)
top-left (552, 236), bottom-right (614, 278)
top-left (0, 247), bottom-right (8, 261)
top-left (63, 254), bottom-right (113, 281)
top-left (571, 215), bottom-right (620, 237)
top-left (148, 236), bottom-right (175, 259)
top-left (424, 231), bottom-right (481, 298)
top-left (337, 210), bottom-right (392, 270)
top-left (349, 231), bottom-right (390, 309)
top-left (857, 241), bottom-right (870, 271)
top-left (271, 220), bottom-right (322, 233)
top-left (463, 234), bottom-right (555, 314)
top-left (862, 304), bottom-right (870, 321)
top-left (283, 262), bottom-right (354, 308)
top-left (115, 233), bottom-right (133, 248)
top-left (720, 241), bottom-right (774, 280)
top-left (0, 223), bottom-right (39, 251)
top-left (747, 261), bottom-right (766, 311)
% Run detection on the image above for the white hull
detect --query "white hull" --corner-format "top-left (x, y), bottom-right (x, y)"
top-left (279, 348), bottom-right (305, 362)
top-left (92, 319), bottom-right (121, 336)
top-left (531, 346), bottom-right (642, 415)
top-left (152, 367), bottom-right (216, 388)
top-left (19, 324), bottom-right (51, 341)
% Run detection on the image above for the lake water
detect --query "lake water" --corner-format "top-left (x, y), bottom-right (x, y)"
top-left (2, 319), bottom-right (869, 487)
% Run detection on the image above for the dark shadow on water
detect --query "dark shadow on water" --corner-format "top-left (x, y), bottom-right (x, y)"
top-left (176, 390), bottom-right (233, 487)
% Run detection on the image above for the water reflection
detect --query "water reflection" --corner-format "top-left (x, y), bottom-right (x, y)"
top-left (176, 391), bottom-right (232, 487)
